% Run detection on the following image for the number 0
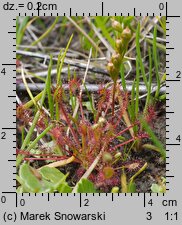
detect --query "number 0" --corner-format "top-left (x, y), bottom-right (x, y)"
top-left (20, 199), bottom-right (25, 206)
top-left (159, 3), bottom-right (165, 10)
top-left (27, 2), bottom-right (33, 10)
top-left (1, 196), bottom-right (6, 203)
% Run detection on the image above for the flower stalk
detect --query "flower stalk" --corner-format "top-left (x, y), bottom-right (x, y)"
top-left (107, 20), bottom-right (132, 116)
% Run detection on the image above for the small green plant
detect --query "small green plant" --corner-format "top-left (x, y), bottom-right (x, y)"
top-left (17, 163), bottom-right (72, 193)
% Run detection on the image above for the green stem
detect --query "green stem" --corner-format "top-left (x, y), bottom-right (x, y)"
top-left (24, 91), bottom-right (43, 109)
top-left (27, 125), bottom-right (53, 151)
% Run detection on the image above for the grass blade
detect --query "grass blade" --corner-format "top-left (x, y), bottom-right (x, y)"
top-left (144, 47), bottom-right (152, 113)
top-left (46, 55), bottom-right (54, 119)
top-left (30, 17), bottom-right (60, 48)
top-left (16, 17), bottom-right (30, 47)
top-left (57, 34), bottom-right (73, 85)
top-left (136, 23), bottom-right (148, 89)
top-left (17, 67), bottom-right (51, 167)
top-left (140, 118), bottom-right (166, 160)
top-left (153, 26), bottom-right (161, 99)
top-left (135, 57), bottom-right (140, 118)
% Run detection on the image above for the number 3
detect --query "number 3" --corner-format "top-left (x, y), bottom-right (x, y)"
top-left (146, 212), bottom-right (152, 220)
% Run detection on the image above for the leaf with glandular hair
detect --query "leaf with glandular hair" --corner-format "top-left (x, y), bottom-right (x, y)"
top-left (77, 178), bottom-right (97, 193)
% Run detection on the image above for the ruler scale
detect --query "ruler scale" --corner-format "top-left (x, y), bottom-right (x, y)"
top-left (0, 0), bottom-right (181, 224)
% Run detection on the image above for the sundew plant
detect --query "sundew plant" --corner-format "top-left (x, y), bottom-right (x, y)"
top-left (16, 16), bottom-right (166, 193)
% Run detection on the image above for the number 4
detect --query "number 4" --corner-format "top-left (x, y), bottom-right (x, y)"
top-left (148, 199), bottom-right (153, 206)
top-left (176, 135), bottom-right (181, 142)
top-left (1, 68), bottom-right (6, 75)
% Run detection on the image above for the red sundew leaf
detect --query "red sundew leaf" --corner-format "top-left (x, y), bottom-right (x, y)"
top-left (109, 132), bottom-right (148, 152)
top-left (16, 149), bottom-right (69, 160)
top-left (16, 105), bottom-right (32, 124)
top-left (68, 78), bottom-right (81, 95)
top-left (36, 112), bottom-right (48, 130)
top-left (50, 126), bottom-right (62, 139)
top-left (24, 156), bottom-right (68, 161)
top-left (145, 105), bottom-right (157, 125)
top-left (123, 160), bottom-right (145, 173)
